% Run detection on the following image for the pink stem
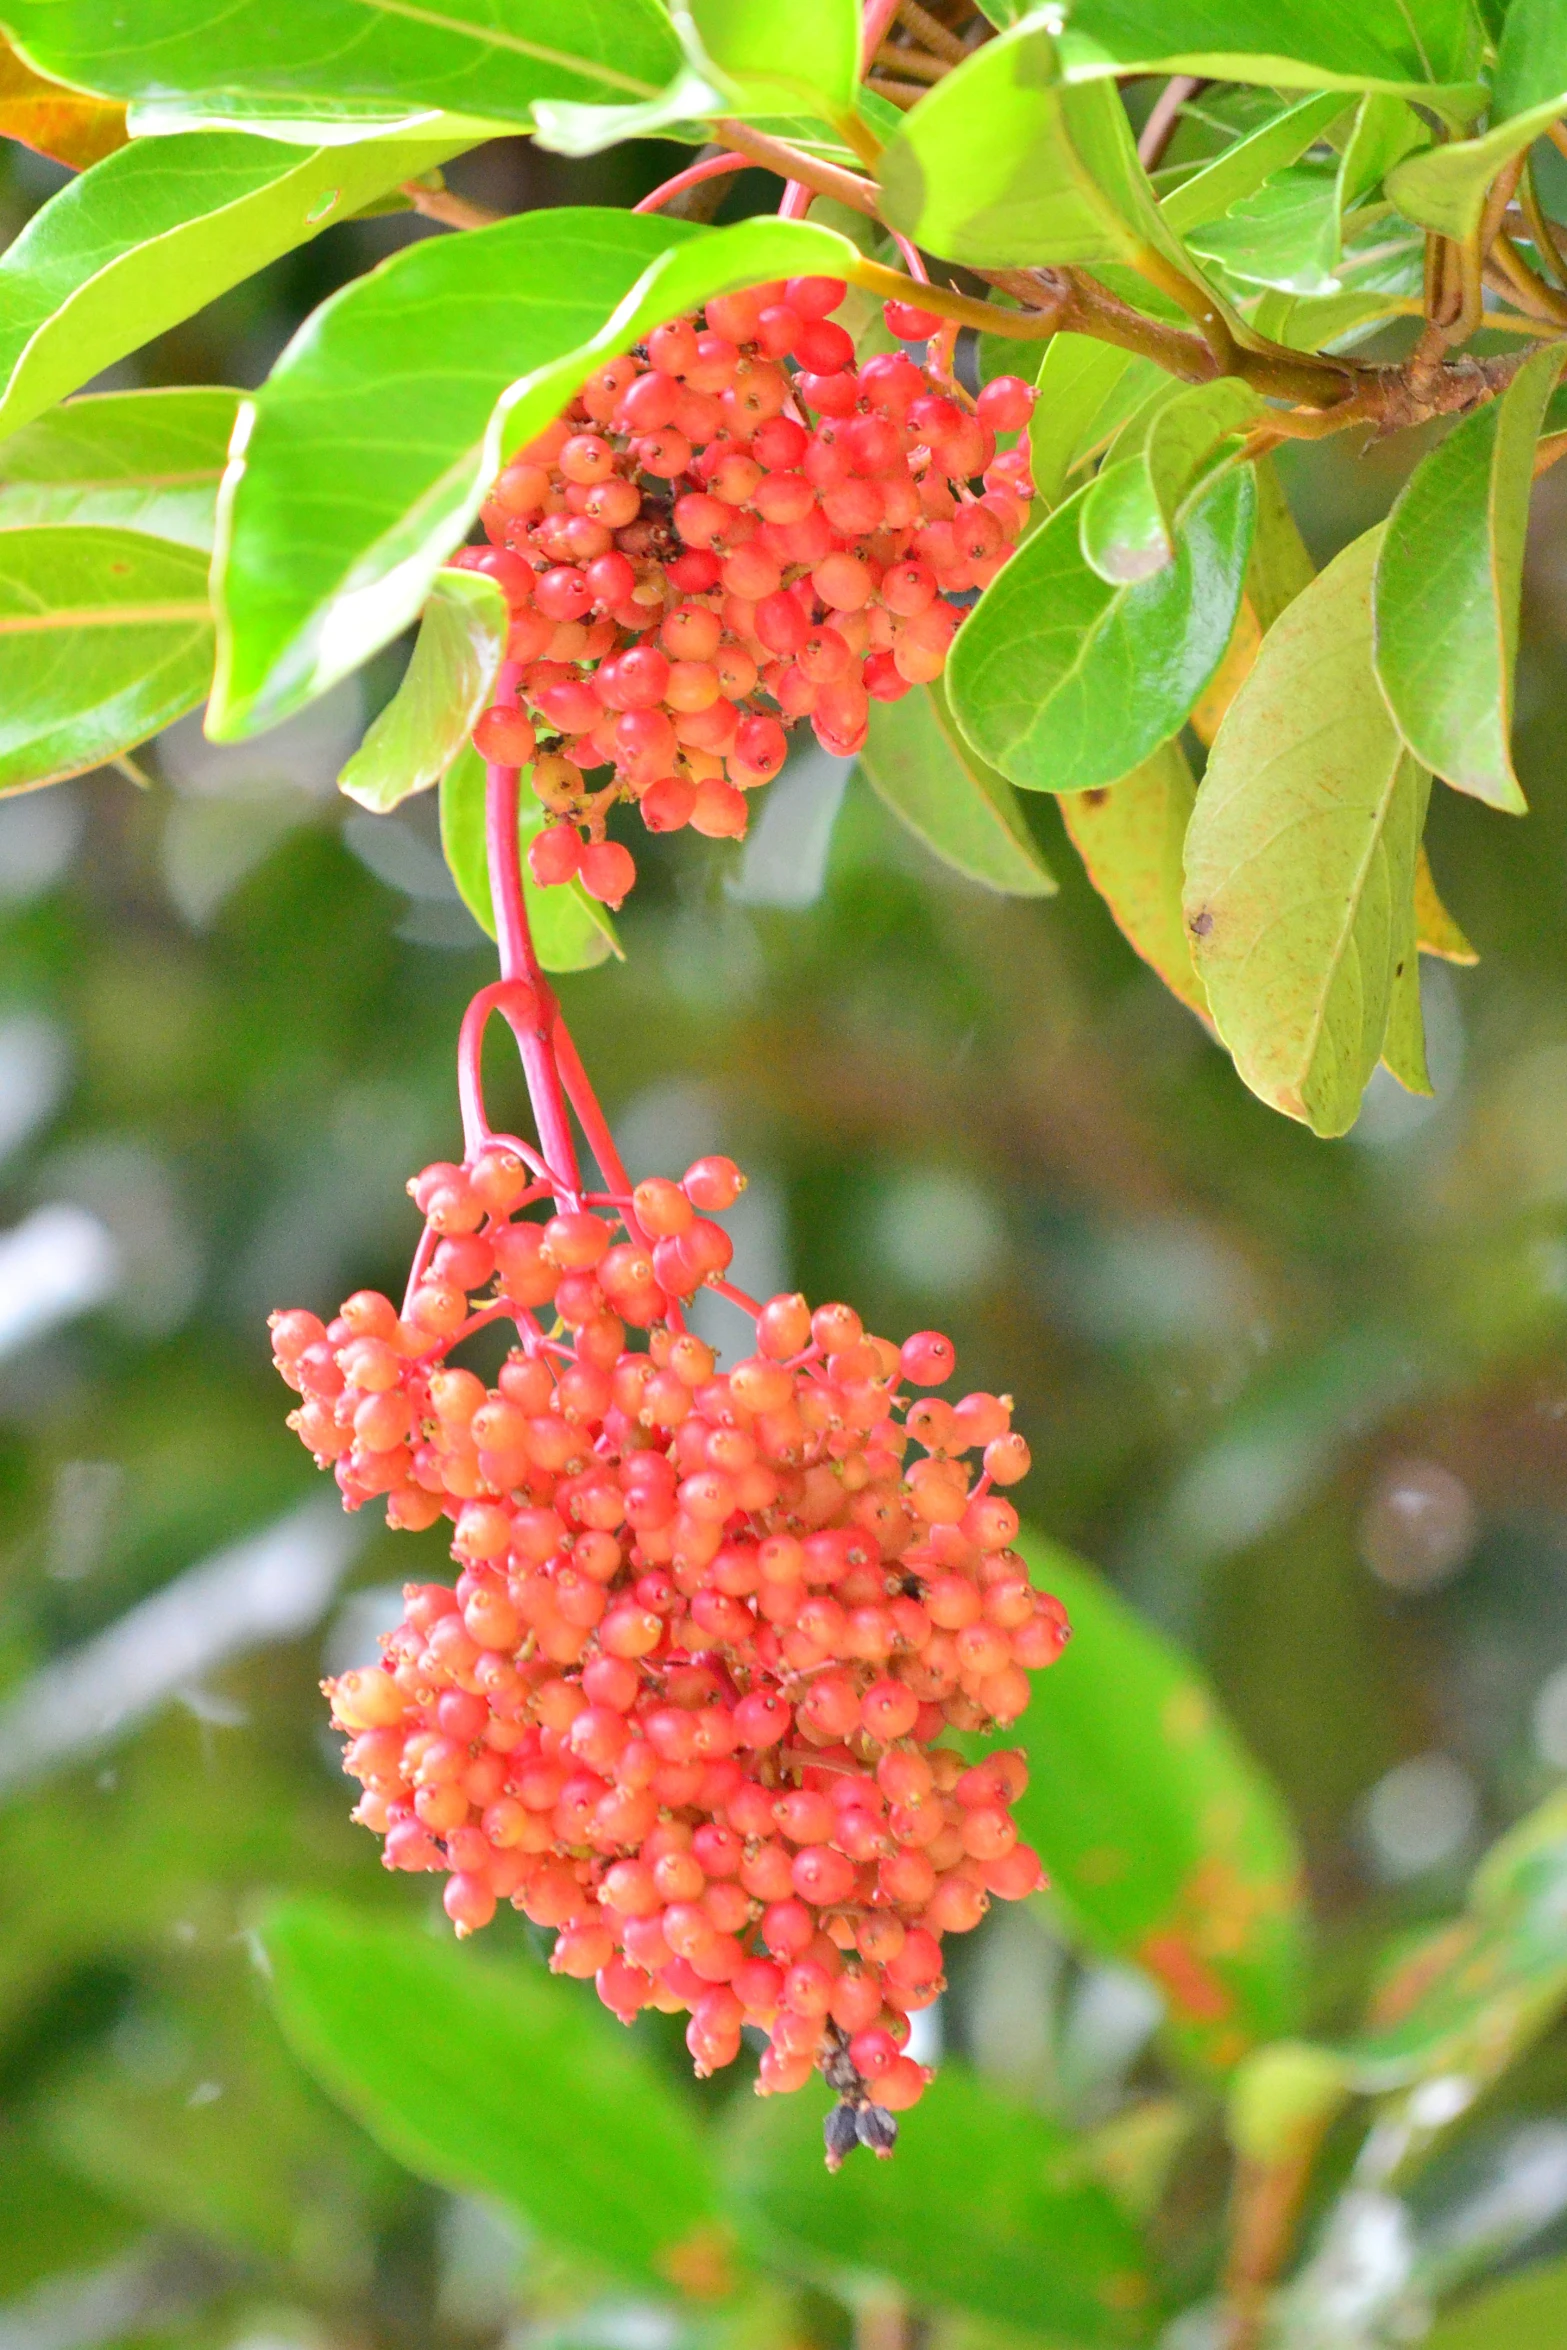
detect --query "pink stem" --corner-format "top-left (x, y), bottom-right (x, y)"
top-left (634, 150), bottom-right (753, 214)
top-left (891, 231), bottom-right (928, 281)
top-left (550, 1014), bottom-right (687, 1335)
top-left (861, 0), bottom-right (902, 70)
top-left (485, 660), bottom-right (582, 1208)
top-left (708, 1276), bottom-right (762, 1319)
top-left (457, 981), bottom-right (557, 1174)
top-left (778, 179), bottom-right (813, 220)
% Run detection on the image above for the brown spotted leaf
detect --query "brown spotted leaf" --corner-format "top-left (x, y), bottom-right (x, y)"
top-left (1010, 1530), bottom-right (1306, 2076)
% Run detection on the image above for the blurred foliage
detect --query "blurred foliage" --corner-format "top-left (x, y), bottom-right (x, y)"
top-left (5, 117), bottom-right (1567, 2350)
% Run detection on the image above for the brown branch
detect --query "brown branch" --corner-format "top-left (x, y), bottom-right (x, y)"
top-left (712, 119), bottom-right (879, 213)
top-left (864, 76), bottom-right (925, 105)
top-left (873, 42), bottom-right (947, 81)
top-left (896, 0), bottom-right (968, 63)
top-left (1138, 75), bottom-right (1207, 171)
top-left (1519, 165), bottom-right (1567, 286)
top-left (401, 180), bottom-right (502, 231)
top-left (1491, 231), bottom-right (1567, 323)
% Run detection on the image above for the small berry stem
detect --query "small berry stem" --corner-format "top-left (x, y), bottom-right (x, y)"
top-left (707, 1275), bottom-right (764, 1319)
top-left (457, 981), bottom-right (561, 1177)
top-left (633, 151), bottom-right (752, 215)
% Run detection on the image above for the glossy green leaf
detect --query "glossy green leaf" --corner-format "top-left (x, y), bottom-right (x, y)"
top-left (1373, 345), bottom-right (1562, 813)
top-left (0, 526), bottom-right (213, 794)
top-left (1058, 738), bottom-right (1211, 1023)
top-left (1494, 0), bottom-right (1567, 123)
top-left (1252, 284), bottom-right (1419, 351)
top-left (0, 128), bottom-right (466, 446)
top-left (1337, 91), bottom-right (1431, 213)
top-left (1389, 0), bottom-right (1567, 238)
top-left (1426, 2258), bottom-right (1567, 2350)
top-left (338, 572), bottom-right (507, 814)
top-left (0, 1), bottom-right (682, 124)
top-left (439, 740), bottom-right (616, 973)
top-left (875, 20), bottom-right (1198, 279)
top-left (726, 2059), bottom-right (1153, 2342)
top-left (679, 0), bottom-right (860, 119)
top-left (211, 210), bottom-right (857, 738)
top-left (0, 387), bottom-right (237, 550)
top-left (1027, 335), bottom-right (1164, 511)
top-left (1189, 160), bottom-right (1343, 293)
top-left (1053, 0), bottom-right (1486, 123)
top-left (949, 464), bottom-right (1255, 795)
top-left (1080, 379), bottom-right (1262, 582)
top-left (1185, 525), bottom-right (1430, 1137)
top-left (1160, 90), bottom-right (1350, 232)
top-left (859, 676), bottom-right (1056, 897)
top-left (1010, 1530), bottom-right (1306, 2073)
top-left (264, 1897), bottom-right (726, 2292)
top-left (1347, 1789), bottom-right (1567, 2097)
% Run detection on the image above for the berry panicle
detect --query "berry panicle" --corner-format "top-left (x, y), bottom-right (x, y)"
top-left (453, 278), bottom-right (1038, 910)
top-left (273, 1126), bottom-right (1069, 2162)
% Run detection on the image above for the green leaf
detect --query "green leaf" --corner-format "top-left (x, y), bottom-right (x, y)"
top-left (0, 1), bottom-right (683, 124)
top-left (210, 209), bottom-right (857, 738)
top-left (338, 571), bottom-right (508, 814)
top-left (725, 2061), bottom-right (1153, 2343)
top-left (1184, 524), bottom-right (1430, 1137)
top-left (1336, 91), bottom-right (1432, 214)
top-left (949, 463), bottom-right (1256, 795)
top-left (1188, 160), bottom-right (1344, 294)
top-left (875, 20), bottom-right (1200, 280)
top-left (0, 128), bottom-right (467, 447)
top-left (1346, 1789), bottom-right (1567, 2098)
top-left (264, 1896), bottom-right (726, 2292)
top-left (1053, 0), bottom-right (1486, 124)
top-left (0, 387), bottom-right (238, 550)
top-left (1392, 0), bottom-right (1567, 238)
top-left (679, 0), bottom-right (860, 119)
top-left (1159, 90), bottom-right (1351, 232)
top-left (0, 526), bottom-right (213, 793)
top-left (1026, 335), bottom-right (1164, 511)
top-left (1012, 1530), bottom-right (1305, 2072)
top-left (1426, 2259), bottom-right (1567, 2350)
top-left (1380, 933), bottom-right (1433, 1096)
top-left (439, 740), bottom-right (617, 973)
top-left (1058, 739), bottom-right (1210, 1023)
top-left (1373, 345), bottom-right (1562, 813)
top-left (1495, 0), bottom-right (1567, 124)
top-left (1388, 0), bottom-right (1567, 240)
top-left (858, 675), bottom-right (1057, 897)
top-left (1080, 379), bottom-right (1262, 582)
top-left (1248, 451), bottom-right (1318, 631)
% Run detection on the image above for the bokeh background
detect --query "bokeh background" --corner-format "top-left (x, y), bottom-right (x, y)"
top-left (3, 120), bottom-right (1567, 2350)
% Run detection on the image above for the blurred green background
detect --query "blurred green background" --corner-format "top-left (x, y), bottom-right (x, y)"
top-left (4, 125), bottom-right (1567, 2350)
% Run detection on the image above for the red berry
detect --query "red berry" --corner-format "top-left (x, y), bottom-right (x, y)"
top-left (976, 374), bottom-right (1035, 434)
top-left (579, 840), bottom-right (636, 908)
top-left (883, 298), bottom-right (944, 340)
top-left (473, 704), bottom-right (538, 766)
top-left (528, 822), bottom-right (583, 886)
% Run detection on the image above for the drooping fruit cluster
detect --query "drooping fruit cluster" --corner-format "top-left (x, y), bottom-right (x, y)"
top-left (272, 1113), bottom-right (1068, 2161)
top-left (452, 279), bottom-right (1037, 910)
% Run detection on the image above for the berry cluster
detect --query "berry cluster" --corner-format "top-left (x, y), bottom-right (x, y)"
top-left (452, 279), bottom-right (1037, 910)
top-left (273, 1099), bottom-right (1068, 2160)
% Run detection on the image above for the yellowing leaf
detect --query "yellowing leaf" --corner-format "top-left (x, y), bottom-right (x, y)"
top-left (1415, 844), bottom-right (1477, 963)
top-left (0, 35), bottom-right (125, 169)
top-left (1058, 738), bottom-right (1212, 1024)
top-left (1184, 525), bottom-right (1430, 1136)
